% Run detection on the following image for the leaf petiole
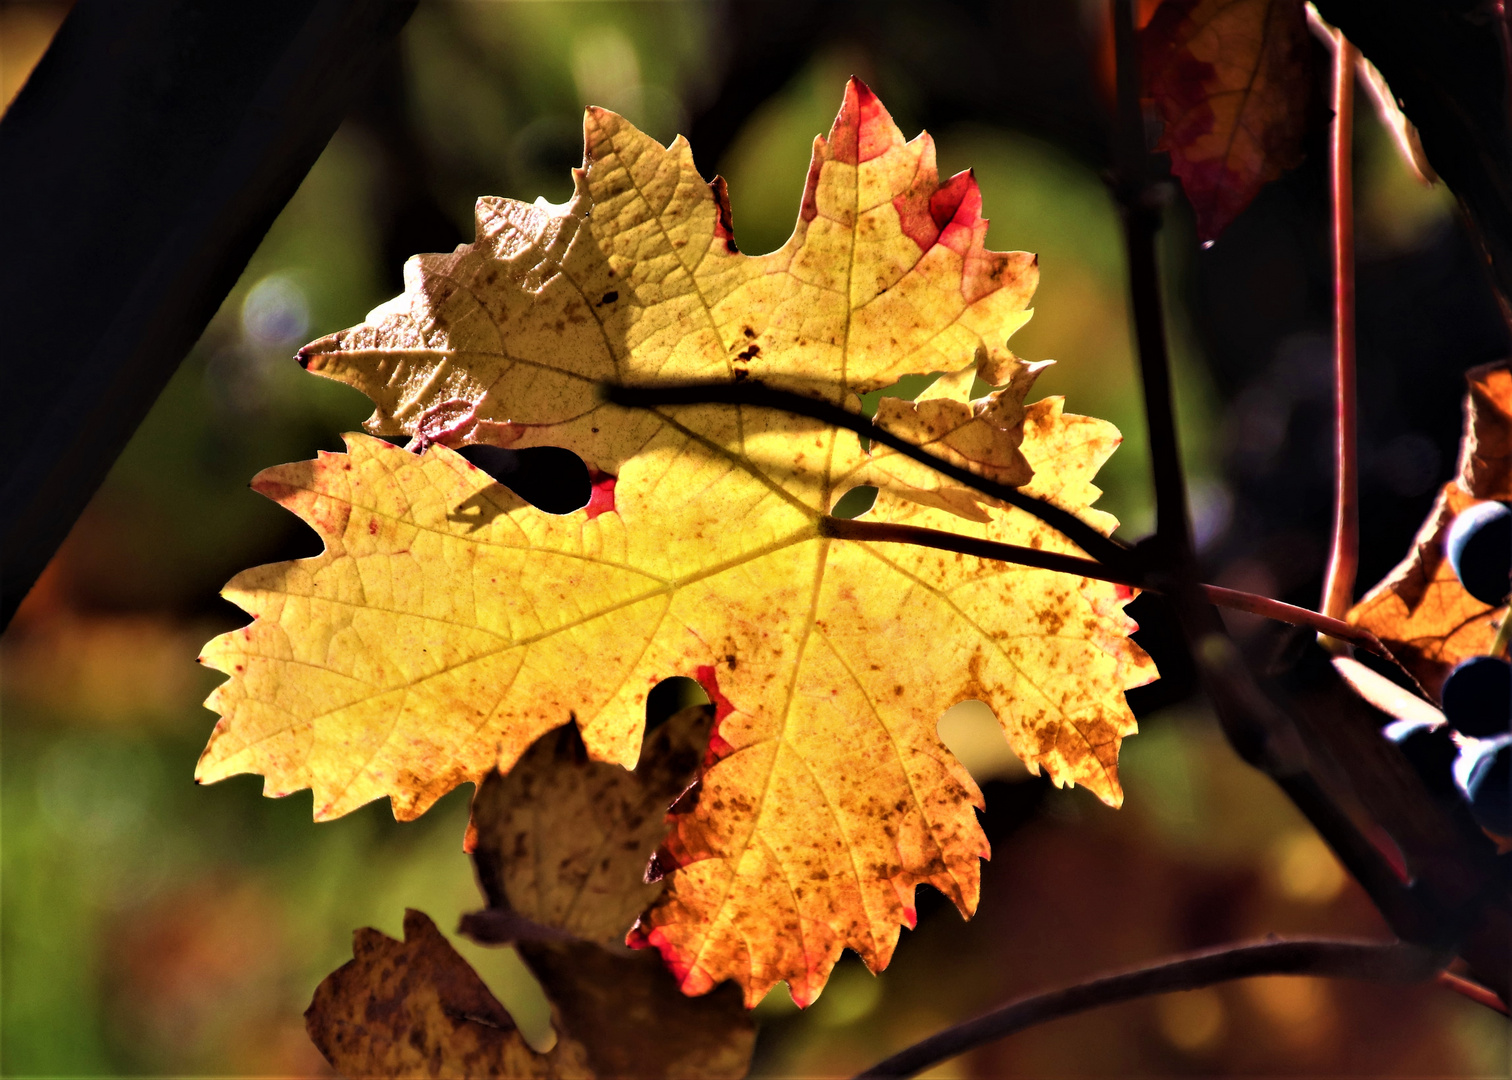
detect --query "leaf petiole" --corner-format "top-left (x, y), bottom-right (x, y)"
top-left (821, 516), bottom-right (1387, 654)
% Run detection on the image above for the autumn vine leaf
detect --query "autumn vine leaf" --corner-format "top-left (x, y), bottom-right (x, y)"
top-left (1142, 0), bottom-right (1312, 242)
top-left (197, 79), bottom-right (1156, 1006)
top-left (1349, 362), bottom-right (1512, 696)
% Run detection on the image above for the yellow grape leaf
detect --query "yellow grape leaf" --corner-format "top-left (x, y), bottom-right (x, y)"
top-left (1350, 362), bottom-right (1512, 696)
top-left (198, 80), bottom-right (1156, 1006)
top-left (294, 78), bottom-right (1038, 516)
top-left (306, 909), bottom-right (592, 1078)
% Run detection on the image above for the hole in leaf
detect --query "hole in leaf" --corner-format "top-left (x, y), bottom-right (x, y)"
top-left (830, 485), bottom-right (878, 519)
top-left (456, 445), bottom-right (591, 515)
top-left (645, 676), bottom-right (711, 734)
top-left (937, 700), bottom-right (1027, 784)
top-left (856, 372), bottom-right (942, 417)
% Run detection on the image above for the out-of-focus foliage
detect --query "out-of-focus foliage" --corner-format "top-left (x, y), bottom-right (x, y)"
top-left (1, 1), bottom-right (1505, 1076)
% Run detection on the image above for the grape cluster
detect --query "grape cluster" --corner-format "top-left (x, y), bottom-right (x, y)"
top-left (1385, 501), bottom-right (1510, 835)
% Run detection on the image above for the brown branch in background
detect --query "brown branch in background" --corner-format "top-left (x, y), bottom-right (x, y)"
top-left (1320, 25), bottom-right (1361, 628)
top-left (1437, 970), bottom-right (1510, 1015)
top-left (852, 938), bottom-right (1443, 1079)
top-left (821, 517), bottom-right (1389, 654)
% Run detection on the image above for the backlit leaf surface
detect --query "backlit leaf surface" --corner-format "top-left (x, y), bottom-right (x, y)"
top-left (199, 81), bottom-right (1155, 1005)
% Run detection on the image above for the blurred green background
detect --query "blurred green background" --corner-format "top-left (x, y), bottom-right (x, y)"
top-left (1, 1), bottom-right (1506, 1076)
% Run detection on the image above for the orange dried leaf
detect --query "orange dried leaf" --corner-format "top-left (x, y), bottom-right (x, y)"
top-left (1142, 0), bottom-right (1312, 241)
top-left (1349, 362), bottom-right (1512, 696)
top-left (306, 909), bottom-right (592, 1078)
top-left (199, 81), bottom-right (1156, 1006)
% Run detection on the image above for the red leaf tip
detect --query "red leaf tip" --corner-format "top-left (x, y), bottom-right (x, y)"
top-left (829, 76), bottom-right (901, 167)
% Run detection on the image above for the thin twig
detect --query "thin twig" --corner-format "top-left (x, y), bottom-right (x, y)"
top-left (1490, 609), bottom-right (1511, 660)
top-left (1433, 962), bottom-right (1505, 1016)
top-left (853, 938), bottom-right (1442, 1079)
top-left (602, 380), bottom-right (1136, 573)
top-left (820, 517), bottom-right (1388, 654)
top-left (1437, 969), bottom-right (1510, 1015)
top-left (1320, 28), bottom-right (1361, 628)
top-left (1200, 584), bottom-right (1384, 653)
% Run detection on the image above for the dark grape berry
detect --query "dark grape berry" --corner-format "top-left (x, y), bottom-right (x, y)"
top-left (1440, 655), bottom-right (1512, 739)
top-left (1444, 500), bottom-right (1512, 606)
top-left (1383, 719), bottom-right (1458, 797)
top-left (1457, 736), bottom-right (1512, 835)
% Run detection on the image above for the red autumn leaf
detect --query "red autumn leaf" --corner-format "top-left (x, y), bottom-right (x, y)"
top-left (1142, 0), bottom-right (1313, 241)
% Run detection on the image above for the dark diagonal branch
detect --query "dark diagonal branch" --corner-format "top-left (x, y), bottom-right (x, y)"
top-left (602, 380), bottom-right (1136, 573)
top-left (820, 517), bottom-right (1388, 653)
top-left (0, 0), bottom-right (418, 630)
top-left (854, 938), bottom-right (1443, 1079)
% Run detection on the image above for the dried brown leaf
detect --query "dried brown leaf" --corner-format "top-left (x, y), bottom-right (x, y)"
top-left (306, 909), bottom-right (591, 1079)
top-left (521, 941), bottom-right (754, 1080)
top-left (1349, 362), bottom-right (1512, 697)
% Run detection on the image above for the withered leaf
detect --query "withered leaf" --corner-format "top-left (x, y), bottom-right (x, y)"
top-left (465, 704), bottom-right (715, 946)
top-left (1142, 0), bottom-right (1313, 241)
top-left (520, 941), bottom-right (753, 1080)
top-left (462, 703), bottom-right (755, 1079)
top-left (309, 909), bottom-right (754, 1080)
top-left (306, 909), bottom-right (592, 1079)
